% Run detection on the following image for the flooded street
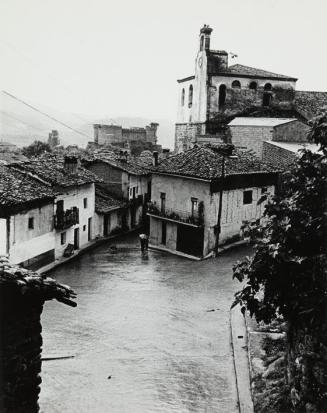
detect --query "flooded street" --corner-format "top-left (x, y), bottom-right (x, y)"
top-left (40, 234), bottom-right (249, 413)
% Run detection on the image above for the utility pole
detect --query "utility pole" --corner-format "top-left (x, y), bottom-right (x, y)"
top-left (214, 145), bottom-right (237, 256)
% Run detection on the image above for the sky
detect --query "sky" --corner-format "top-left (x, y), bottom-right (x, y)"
top-left (0, 0), bottom-right (327, 126)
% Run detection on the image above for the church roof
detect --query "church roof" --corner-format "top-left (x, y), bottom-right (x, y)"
top-left (294, 91), bottom-right (327, 120)
top-left (221, 64), bottom-right (297, 81)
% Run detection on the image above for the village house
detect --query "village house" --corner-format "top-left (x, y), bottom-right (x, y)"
top-left (147, 145), bottom-right (279, 259)
top-left (0, 165), bottom-right (56, 270)
top-left (84, 150), bottom-right (152, 231)
top-left (12, 154), bottom-right (99, 260)
top-left (175, 25), bottom-right (327, 153)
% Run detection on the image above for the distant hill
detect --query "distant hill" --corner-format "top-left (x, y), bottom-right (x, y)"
top-left (0, 97), bottom-right (175, 149)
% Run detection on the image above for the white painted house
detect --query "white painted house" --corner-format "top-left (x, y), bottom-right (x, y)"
top-left (13, 154), bottom-right (99, 260)
top-left (148, 145), bottom-right (279, 259)
top-left (0, 165), bottom-right (56, 270)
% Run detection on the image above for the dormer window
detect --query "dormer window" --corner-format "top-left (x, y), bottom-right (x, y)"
top-left (188, 85), bottom-right (193, 107)
top-left (232, 80), bottom-right (241, 89)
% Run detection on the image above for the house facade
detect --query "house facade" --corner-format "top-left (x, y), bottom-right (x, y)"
top-left (84, 152), bottom-right (151, 231)
top-left (148, 145), bottom-right (279, 259)
top-left (0, 166), bottom-right (56, 270)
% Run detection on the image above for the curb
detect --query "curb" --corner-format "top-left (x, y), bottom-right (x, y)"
top-left (230, 305), bottom-right (254, 413)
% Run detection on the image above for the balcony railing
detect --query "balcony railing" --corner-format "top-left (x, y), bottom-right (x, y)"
top-left (54, 207), bottom-right (79, 230)
top-left (147, 202), bottom-right (204, 227)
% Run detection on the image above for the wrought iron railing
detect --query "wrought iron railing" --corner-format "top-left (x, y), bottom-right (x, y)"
top-left (54, 207), bottom-right (79, 230)
top-left (147, 202), bottom-right (204, 226)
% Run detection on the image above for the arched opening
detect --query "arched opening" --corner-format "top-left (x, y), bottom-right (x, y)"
top-left (181, 88), bottom-right (185, 106)
top-left (188, 85), bottom-right (193, 107)
top-left (263, 92), bottom-right (272, 106)
top-left (232, 80), bottom-right (241, 89)
top-left (249, 81), bottom-right (257, 91)
top-left (218, 84), bottom-right (226, 109)
top-left (264, 83), bottom-right (272, 91)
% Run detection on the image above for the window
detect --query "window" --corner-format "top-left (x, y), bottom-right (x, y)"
top-left (83, 198), bottom-right (88, 208)
top-left (264, 83), bottom-right (272, 91)
top-left (188, 85), bottom-right (193, 107)
top-left (83, 225), bottom-right (86, 231)
top-left (232, 80), bottom-right (241, 89)
top-left (261, 187), bottom-right (267, 194)
top-left (181, 88), bottom-right (185, 106)
top-left (56, 200), bottom-right (64, 214)
top-left (191, 197), bottom-right (198, 217)
top-left (243, 190), bottom-right (253, 205)
top-left (160, 192), bottom-right (166, 213)
top-left (218, 84), bottom-right (226, 109)
top-left (249, 81), bottom-right (257, 90)
top-left (61, 232), bottom-right (66, 245)
top-left (28, 217), bottom-right (34, 230)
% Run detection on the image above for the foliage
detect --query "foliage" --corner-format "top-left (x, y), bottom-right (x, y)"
top-left (22, 140), bottom-right (52, 158)
top-left (232, 112), bottom-right (327, 331)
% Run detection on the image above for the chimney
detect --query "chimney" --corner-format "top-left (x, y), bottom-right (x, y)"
top-left (153, 151), bottom-right (159, 166)
top-left (162, 148), bottom-right (170, 159)
top-left (64, 155), bottom-right (79, 173)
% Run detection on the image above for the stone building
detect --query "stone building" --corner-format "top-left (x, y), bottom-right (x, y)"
top-left (175, 25), bottom-right (327, 153)
top-left (47, 130), bottom-right (60, 148)
top-left (93, 123), bottom-right (161, 155)
top-left (229, 117), bottom-right (310, 158)
top-left (0, 259), bottom-right (76, 412)
top-left (148, 145), bottom-right (279, 259)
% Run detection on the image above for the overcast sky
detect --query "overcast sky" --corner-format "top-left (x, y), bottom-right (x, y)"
top-left (0, 0), bottom-right (326, 122)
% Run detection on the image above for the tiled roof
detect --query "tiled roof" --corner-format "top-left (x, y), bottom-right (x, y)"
top-left (0, 165), bottom-right (55, 210)
top-left (95, 186), bottom-right (126, 214)
top-left (222, 64), bottom-right (297, 81)
top-left (265, 141), bottom-right (320, 154)
top-left (0, 151), bottom-right (29, 165)
top-left (228, 117), bottom-right (297, 127)
top-left (294, 91), bottom-right (327, 120)
top-left (85, 151), bottom-right (151, 176)
top-left (153, 145), bottom-right (279, 181)
top-left (13, 154), bottom-right (100, 188)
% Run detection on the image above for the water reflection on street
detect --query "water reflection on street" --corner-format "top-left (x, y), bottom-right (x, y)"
top-left (40, 234), bottom-right (249, 412)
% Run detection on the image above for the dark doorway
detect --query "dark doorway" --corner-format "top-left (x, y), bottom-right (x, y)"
top-left (161, 222), bottom-right (167, 245)
top-left (263, 92), bottom-right (272, 106)
top-left (104, 215), bottom-right (110, 236)
top-left (132, 187), bottom-right (136, 199)
top-left (131, 207), bottom-right (136, 228)
top-left (218, 84), bottom-right (226, 109)
top-left (88, 217), bottom-right (92, 241)
top-left (176, 225), bottom-right (204, 257)
top-left (56, 200), bottom-right (64, 214)
top-left (74, 228), bottom-right (79, 249)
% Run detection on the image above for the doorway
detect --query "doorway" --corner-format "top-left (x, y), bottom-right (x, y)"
top-left (74, 228), bottom-right (79, 249)
top-left (88, 217), bottom-right (92, 241)
top-left (161, 222), bottom-right (167, 245)
top-left (176, 225), bottom-right (204, 257)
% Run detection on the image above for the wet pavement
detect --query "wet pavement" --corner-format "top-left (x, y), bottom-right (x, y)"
top-left (40, 234), bottom-right (251, 413)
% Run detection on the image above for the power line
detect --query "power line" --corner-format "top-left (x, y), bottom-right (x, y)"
top-left (2, 90), bottom-right (93, 140)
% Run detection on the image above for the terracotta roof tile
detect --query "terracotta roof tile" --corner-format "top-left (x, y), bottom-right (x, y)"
top-left (222, 64), bottom-right (297, 81)
top-left (294, 91), bottom-right (327, 119)
top-left (154, 145), bottom-right (279, 180)
top-left (95, 186), bottom-right (126, 214)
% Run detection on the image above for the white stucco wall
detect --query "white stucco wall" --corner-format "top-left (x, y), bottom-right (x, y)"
top-left (0, 218), bottom-right (7, 255)
top-left (149, 173), bottom-right (275, 257)
top-left (55, 183), bottom-right (95, 258)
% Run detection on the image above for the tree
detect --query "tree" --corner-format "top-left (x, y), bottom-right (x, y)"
top-left (22, 140), bottom-right (52, 157)
top-left (233, 113), bottom-right (327, 412)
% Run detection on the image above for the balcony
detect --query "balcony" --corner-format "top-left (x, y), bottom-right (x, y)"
top-left (54, 207), bottom-right (79, 230)
top-left (147, 202), bottom-right (204, 227)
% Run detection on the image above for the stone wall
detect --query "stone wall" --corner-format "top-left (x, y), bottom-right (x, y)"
top-left (0, 262), bottom-right (76, 413)
top-left (174, 123), bottom-right (206, 152)
top-left (230, 125), bottom-right (273, 158)
top-left (273, 120), bottom-right (310, 143)
top-left (262, 141), bottom-right (296, 168)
